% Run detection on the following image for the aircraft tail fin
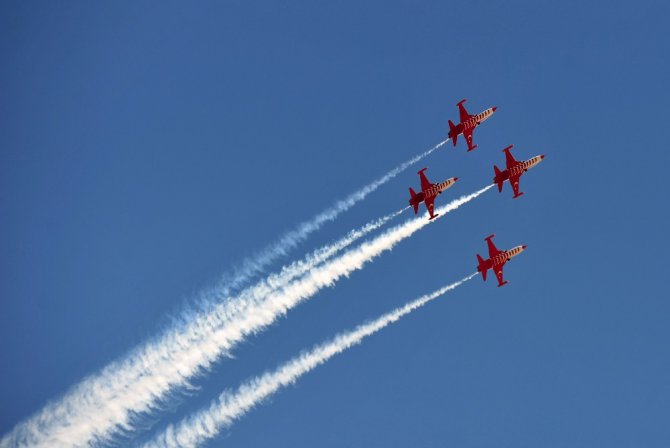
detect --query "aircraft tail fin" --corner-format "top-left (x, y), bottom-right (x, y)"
top-left (493, 165), bottom-right (504, 192)
top-left (409, 187), bottom-right (419, 214)
top-left (448, 120), bottom-right (458, 146)
top-left (476, 254), bottom-right (487, 281)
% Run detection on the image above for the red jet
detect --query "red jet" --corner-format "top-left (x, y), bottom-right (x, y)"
top-left (448, 99), bottom-right (497, 151)
top-left (476, 234), bottom-right (526, 287)
top-left (409, 168), bottom-right (458, 220)
top-left (494, 145), bottom-right (545, 198)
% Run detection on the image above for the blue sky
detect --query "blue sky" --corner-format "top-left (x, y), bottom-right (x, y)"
top-left (1, 1), bottom-right (669, 446)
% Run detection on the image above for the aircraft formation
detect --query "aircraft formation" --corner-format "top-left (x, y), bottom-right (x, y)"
top-left (407, 99), bottom-right (544, 287)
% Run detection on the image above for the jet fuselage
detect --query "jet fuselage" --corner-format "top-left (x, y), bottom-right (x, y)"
top-left (449, 106), bottom-right (497, 140)
top-left (477, 244), bottom-right (527, 275)
top-left (494, 155), bottom-right (545, 184)
top-left (409, 177), bottom-right (458, 209)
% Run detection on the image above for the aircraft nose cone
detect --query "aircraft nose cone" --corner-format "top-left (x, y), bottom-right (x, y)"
top-left (522, 245), bottom-right (527, 250)
top-left (541, 154), bottom-right (545, 159)
top-left (492, 106), bottom-right (498, 112)
top-left (454, 177), bottom-right (459, 182)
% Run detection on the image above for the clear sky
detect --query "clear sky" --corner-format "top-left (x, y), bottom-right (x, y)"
top-left (1, 1), bottom-right (669, 447)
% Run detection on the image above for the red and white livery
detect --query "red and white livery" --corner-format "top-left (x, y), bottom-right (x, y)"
top-left (448, 99), bottom-right (497, 151)
top-left (476, 234), bottom-right (526, 287)
top-left (408, 168), bottom-right (458, 220)
top-left (493, 145), bottom-right (545, 198)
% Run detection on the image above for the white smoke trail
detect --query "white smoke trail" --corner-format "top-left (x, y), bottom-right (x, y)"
top-left (265, 207), bottom-right (408, 289)
top-left (219, 138), bottom-right (449, 294)
top-left (0, 208), bottom-right (405, 448)
top-left (115, 184), bottom-right (489, 445)
top-left (2, 184), bottom-right (489, 448)
top-left (145, 273), bottom-right (478, 448)
top-left (2, 140), bottom-right (446, 448)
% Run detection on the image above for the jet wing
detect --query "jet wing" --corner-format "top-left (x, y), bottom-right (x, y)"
top-left (418, 169), bottom-right (433, 192)
top-left (458, 101), bottom-right (471, 122)
top-left (504, 147), bottom-right (518, 169)
top-left (487, 237), bottom-right (501, 258)
top-left (493, 263), bottom-right (507, 287)
top-left (464, 128), bottom-right (477, 151)
top-left (424, 196), bottom-right (437, 219)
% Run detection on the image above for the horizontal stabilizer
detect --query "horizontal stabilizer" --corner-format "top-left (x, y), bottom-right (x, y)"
top-left (476, 254), bottom-right (487, 281)
top-left (409, 187), bottom-right (419, 214)
top-left (493, 165), bottom-right (504, 192)
top-left (448, 120), bottom-right (458, 146)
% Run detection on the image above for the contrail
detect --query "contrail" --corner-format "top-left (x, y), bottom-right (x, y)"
top-left (144, 273), bottom-right (478, 448)
top-left (115, 184), bottom-right (490, 445)
top-left (265, 207), bottom-right (408, 289)
top-left (2, 184), bottom-right (489, 448)
top-left (138, 185), bottom-right (492, 424)
top-left (0, 207), bottom-right (405, 448)
top-left (203, 206), bottom-right (408, 310)
top-left (218, 138), bottom-right (449, 295)
top-left (0, 139), bottom-right (443, 448)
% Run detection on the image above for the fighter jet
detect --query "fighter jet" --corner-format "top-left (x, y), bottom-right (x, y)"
top-left (408, 168), bottom-right (458, 220)
top-left (476, 234), bottom-right (526, 287)
top-left (448, 99), bottom-right (497, 151)
top-left (494, 145), bottom-right (545, 198)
